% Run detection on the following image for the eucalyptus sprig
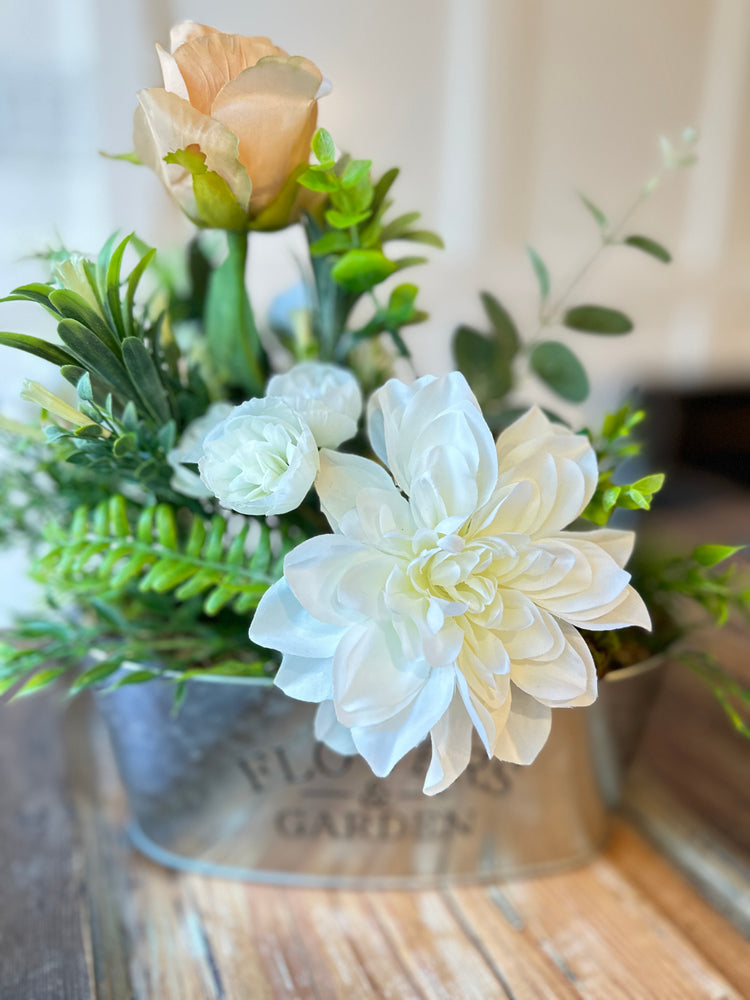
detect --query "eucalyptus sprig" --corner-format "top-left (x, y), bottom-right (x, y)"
top-left (453, 129), bottom-right (698, 410)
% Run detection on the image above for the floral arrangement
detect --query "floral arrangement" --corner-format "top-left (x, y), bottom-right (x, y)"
top-left (1, 22), bottom-right (748, 794)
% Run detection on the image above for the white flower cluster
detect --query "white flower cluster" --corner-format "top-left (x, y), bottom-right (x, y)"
top-left (170, 362), bottom-right (362, 515)
top-left (250, 372), bottom-right (650, 793)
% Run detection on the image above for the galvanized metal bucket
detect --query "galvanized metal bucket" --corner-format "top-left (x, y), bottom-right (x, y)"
top-left (97, 659), bottom-right (663, 887)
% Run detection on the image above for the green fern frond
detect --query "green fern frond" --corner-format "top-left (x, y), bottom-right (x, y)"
top-left (35, 495), bottom-right (285, 616)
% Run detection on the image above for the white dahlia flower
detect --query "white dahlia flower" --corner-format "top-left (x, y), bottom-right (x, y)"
top-left (250, 372), bottom-right (650, 793)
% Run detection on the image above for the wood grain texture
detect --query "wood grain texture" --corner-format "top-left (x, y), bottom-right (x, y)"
top-left (0, 691), bottom-right (91, 1000)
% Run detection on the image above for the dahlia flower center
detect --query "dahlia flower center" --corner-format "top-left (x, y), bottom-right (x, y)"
top-left (406, 532), bottom-right (501, 616)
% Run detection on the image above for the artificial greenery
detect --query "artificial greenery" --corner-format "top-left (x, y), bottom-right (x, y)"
top-left (0, 124), bottom-right (747, 744)
top-left (452, 127), bottom-right (699, 412)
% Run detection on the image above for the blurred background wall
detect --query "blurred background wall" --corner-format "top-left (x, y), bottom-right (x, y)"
top-left (1, 0), bottom-right (748, 621)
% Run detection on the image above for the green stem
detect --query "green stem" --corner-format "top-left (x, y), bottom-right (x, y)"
top-left (205, 230), bottom-right (265, 395)
top-left (533, 170), bottom-right (666, 339)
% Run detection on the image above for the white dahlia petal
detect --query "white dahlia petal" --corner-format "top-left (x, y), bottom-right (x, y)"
top-left (332, 622), bottom-right (432, 729)
top-left (423, 691), bottom-right (474, 795)
top-left (284, 534), bottom-right (388, 625)
top-left (495, 406), bottom-right (598, 535)
top-left (569, 584), bottom-right (651, 630)
top-left (314, 700), bottom-right (357, 755)
top-left (521, 537), bottom-right (635, 627)
top-left (368, 372), bottom-right (496, 505)
top-left (315, 449), bottom-right (399, 533)
top-left (492, 684), bottom-right (552, 764)
top-left (250, 579), bottom-right (345, 658)
top-left (510, 617), bottom-right (595, 705)
top-left (558, 527), bottom-right (636, 568)
top-left (275, 653), bottom-right (334, 702)
top-left (350, 667), bottom-right (456, 777)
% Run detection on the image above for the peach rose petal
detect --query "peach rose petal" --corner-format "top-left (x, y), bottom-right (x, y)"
top-left (169, 21), bottom-right (218, 53)
top-left (134, 88), bottom-right (252, 219)
top-left (211, 56), bottom-right (322, 212)
top-left (156, 44), bottom-right (189, 101)
top-left (173, 33), bottom-right (287, 115)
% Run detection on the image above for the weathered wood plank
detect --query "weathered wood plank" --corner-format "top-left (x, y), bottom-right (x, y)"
top-left (367, 890), bottom-right (511, 999)
top-left (448, 885), bottom-right (581, 999)
top-left (0, 690), bottom-right (92, 1000)
top-left (502, 855), bottom-right (744, 999)
top-left (607, 819), bottom-right (750, 998)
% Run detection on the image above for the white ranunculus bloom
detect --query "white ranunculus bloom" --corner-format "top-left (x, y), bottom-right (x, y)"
top-left (266, 361), bottom-right (363, 449)
top-left (199, 397), bottom-right (319, 515)
top-left (250, 372), bottom-right (650, 794)
top-left (168, 402), bottom-right (234, 499)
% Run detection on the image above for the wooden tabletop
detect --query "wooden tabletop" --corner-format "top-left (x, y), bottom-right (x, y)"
top-left (2, 492), bottom-right (749, 999)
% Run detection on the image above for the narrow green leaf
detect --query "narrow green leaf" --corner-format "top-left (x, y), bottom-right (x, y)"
top-left (122, 337), bottom-right (171, 424)
top-left (155, 504), bottom-right (178, 549)
top-left (3, 283), bottom-right (59, 313)
top-left (397, 229), bottom-right (445, 248)
top-left (578, 192), bottom-right (608, 230)
top-left (74, 423), bottom-right (103, 439)
top-left (380, 212), bottom-right (422, 241)
top-left (371, 167), bottom-right (399, 215)
top-left (693, 544), bottom-right (745, 568)
top-left (125, 248), bottom-right (156, 336)
top-left (14, 667), bottom-right (68, 697)
top-left (105, 233), bottom-right (133, 337)
top-left (563, 305), bottom-right (633, 335)
top-left (95, 233), bottom-right (120, 299)
top-left (107, 669), bottom-right (159, 689)
top-left (0, 331), bottom-right (77, 368)
top-left (204, 585), bottom-right (238, 615)
top-left (529, 341), bottom-right (590, 402)
top-left (204, 517), bottom-right (227, 561)
top-left (249, 522), bottom-right (271, 572)
top-left (157, 420), bottom-right (176, 453)
top-left (100, 150), bottom-right (142, 165)
top-left (185, 518), bottom-right (207, 557)
top-left (57, 319), bottom-right (134, 398)
top-left (391, 256), bottom-right (427, 273)
top-left (69, 660), bottom-right (122, 694)
top-left (175, 570), bottom-right (217, 601)
top-left (623, 234), bottom-right (672, 264)
top-left (526, 245), bottom-right (550, 301)
top-left (121, 400), bottom-right (139, 432)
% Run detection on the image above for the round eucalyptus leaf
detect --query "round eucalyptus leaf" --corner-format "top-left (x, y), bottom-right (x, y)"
top-left (529, 341), bottom-right (590, 402)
